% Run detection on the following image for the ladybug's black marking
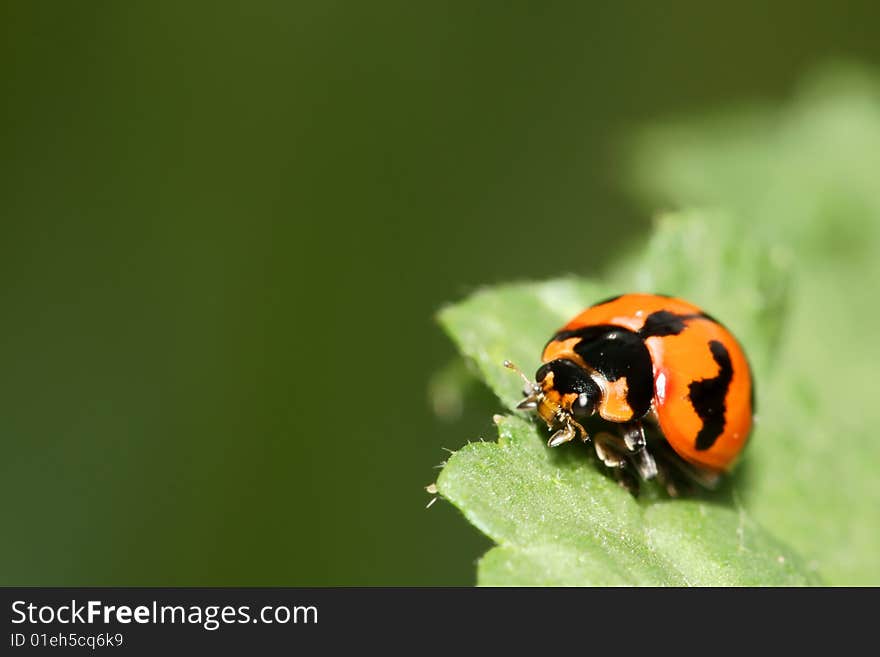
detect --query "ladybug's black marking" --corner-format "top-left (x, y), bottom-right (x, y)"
top-left (689, 340), bottom-right (734, 451)
top-left (537, 359), bottom-right (601, 397)
top-left (638, 310), bottom-right (706, 338)
top-left (552, 325), bottom-right (654, 418)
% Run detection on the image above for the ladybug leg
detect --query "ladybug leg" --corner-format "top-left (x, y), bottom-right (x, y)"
top-left (592, 432), bottom-right (629, 469)
top-left (593, 432), bottom-right (644, 493)
top-left (593, 429), bottom-right (657, 480)
top-left (548, 421), bottom-right (577, 447)
top-left (620, 421), bottom-right (658, 480)
top-left (630, 448), bottom-right (658, 481)
top-left (516, 393), bottom-right (539, 410)
top-left (621, 421), bottom-right (646, 451)
top-left (594, 430), bottom-right (658, 480)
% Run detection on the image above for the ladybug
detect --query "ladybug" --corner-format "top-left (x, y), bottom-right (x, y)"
top-left (506, 293), bottom-right (753, 490)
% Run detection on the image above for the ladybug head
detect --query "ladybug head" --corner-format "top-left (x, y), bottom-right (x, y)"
top-left (504, 359), bottom-right (601, 447)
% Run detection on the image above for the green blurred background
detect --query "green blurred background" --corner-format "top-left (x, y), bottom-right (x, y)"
top-left (2, 2), bottom-right (879, 585)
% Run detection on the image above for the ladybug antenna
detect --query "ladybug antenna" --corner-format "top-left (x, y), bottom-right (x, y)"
top-left (504, 360), bottom-right (541, 409)
top-left (503, 359), bottom-right (532, 387)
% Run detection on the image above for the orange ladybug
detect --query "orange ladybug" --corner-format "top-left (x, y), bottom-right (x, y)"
top-left (507, 294), bottom-right (753, 490)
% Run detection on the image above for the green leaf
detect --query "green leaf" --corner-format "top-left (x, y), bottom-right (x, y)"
top-left (440, 415), bottom-right (813, 586)
top-left (436, 215), bottom-right (818, 585)
top-left (628, 63), bottom-right (880, 584)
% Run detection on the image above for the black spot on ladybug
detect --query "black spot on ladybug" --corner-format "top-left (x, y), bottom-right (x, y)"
top-left (689, 340), bottom-right (734, 451)
top-left (639, 310), bottom-right (706, 338)
top-left (553, 325), bottom-right (654, 418)
top-left (537, 359), bottom-right (601, 397)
